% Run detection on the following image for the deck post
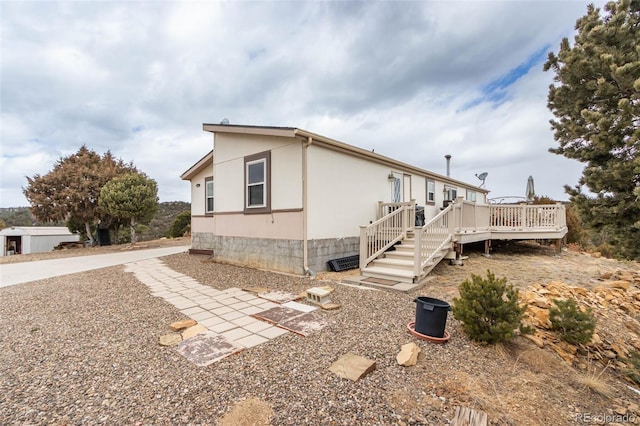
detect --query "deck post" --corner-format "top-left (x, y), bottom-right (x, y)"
top-left (484, 239), bottom-right (491, 256)
top-left (555, 238), bottom-right (562, 255)
top-left (413, 226), bottom-right (422, 277)
top-left (359, 225), bottom-right (368, 270)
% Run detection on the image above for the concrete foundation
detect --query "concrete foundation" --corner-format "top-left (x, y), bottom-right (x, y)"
top-left (306, 237), bottom-right (360, 274)
top-left (194, 234), bottom-right (360, 276)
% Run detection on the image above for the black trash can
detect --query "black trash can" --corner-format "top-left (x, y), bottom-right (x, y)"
top-left (414, 297), bottom-right (451, 337)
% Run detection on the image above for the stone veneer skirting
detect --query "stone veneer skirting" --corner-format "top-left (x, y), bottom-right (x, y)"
top-left (192, 233), bottom-right (360, 276)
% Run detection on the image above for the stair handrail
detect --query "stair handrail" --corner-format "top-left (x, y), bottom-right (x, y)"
top-left (413, 203), bottom-right (455, 276)
top-left (359, 201), bottom-right (415, 270)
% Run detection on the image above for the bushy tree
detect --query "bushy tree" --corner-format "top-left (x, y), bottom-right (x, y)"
top-left (169, 210), bottom-right (191, 238)
top-left (544, 0), bottom-right (640, 260)
top-left (452, 270), bottom-right (530, 344)
top-left (549, 298), bottom-right (596, 345)
top-left (99, 173), bottom-right (158, 243)
top-left (23, 146), bottom-right (136, 243)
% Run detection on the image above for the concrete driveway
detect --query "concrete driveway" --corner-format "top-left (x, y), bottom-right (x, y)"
top-left (0, 246), bottom-right (189, 288)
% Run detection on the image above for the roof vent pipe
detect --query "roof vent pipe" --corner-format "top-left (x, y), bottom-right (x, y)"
top-left (445, 154), bottom-right (452, 177)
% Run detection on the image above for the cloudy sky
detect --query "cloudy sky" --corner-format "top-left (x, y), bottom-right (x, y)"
top-left (1, 0), bottom-right (603, 208)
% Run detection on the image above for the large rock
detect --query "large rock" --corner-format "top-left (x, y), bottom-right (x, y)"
top-left (396, 343), bottom-right (421, 366)
top-left (159, 333), bottom-right (182, 346)
top-left (527, 306), bottom-right (551, 329)
top-left (549, 343), bottom-right (575, 364)
top-left (169, 319), bottom-right (197, 331)
top-left (329, 353), bottom-right (376, 381)
top-left (524, 333), bottom-right (545, 348)
top-left (608, 280), bottom-right (630, 291)
top-left (181, 324), bottom-right (208, 340)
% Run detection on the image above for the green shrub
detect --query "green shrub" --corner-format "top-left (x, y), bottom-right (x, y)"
top-left (623, 351), bottom-right (640, 385)
top-left (452, 270), bottom-right (530, 344)
top-left (169, 211), bottom-right (191, 238)
top-left (549, 298), bottom-right (596, 345)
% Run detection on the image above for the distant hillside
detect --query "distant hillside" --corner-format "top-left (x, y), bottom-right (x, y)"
top-left (0, 207), bottom-right (63, 227)
top-left (138, 201), bottom-right (191, 240)
top-left (0, 202), bottom-right (191, 241)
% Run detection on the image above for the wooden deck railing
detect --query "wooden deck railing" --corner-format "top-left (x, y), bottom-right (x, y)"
top-left (413, 203), bottom-right (454, 276)
top-left (359, 201), bottom-right (415, 270)
top-left (359, 198), bottom-right (567, 278)
top-left (489, 203), bottom-right (566, 230)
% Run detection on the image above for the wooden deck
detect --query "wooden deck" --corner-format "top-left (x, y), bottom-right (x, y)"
top-left (359, 198), bottom-right (567, 284)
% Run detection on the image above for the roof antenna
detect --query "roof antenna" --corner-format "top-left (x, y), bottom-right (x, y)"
top-left (220, 118), bottom-right (229, 125)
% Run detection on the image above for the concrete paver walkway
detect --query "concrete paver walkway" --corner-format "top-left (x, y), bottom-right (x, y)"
top-left (124, 258), bottom-right (293, 354)
top-left (0, 246), bottom-right (189, 288)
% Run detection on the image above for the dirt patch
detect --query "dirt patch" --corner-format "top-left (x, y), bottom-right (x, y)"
top-left (219, 397), bottom-right (274, 426)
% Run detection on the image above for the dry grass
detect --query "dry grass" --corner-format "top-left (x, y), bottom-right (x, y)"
top-left (576, 364), bottom-right (614, 399)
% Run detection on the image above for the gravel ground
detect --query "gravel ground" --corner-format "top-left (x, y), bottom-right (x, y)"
top-left (1, 244), bottom-right (637, 425)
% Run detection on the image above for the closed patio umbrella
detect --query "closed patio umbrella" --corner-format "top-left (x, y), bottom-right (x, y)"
top-left (526, 176), bottom-right (535, 203)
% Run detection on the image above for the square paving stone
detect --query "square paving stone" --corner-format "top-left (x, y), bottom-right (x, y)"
top-left (190, 310), bottom-right (216, 322)
top-left (278, 311), bottom-right (330, 337)
top-left (231, 316), bottom-right (259, 327)
top-left (221, 327), bottom-right (252, 341)
top-left (252, 306), bottom-right (301, 325)
top-left (243, 320), bottom-right (274, 333)
top-left (257, 290), bottom-right (301, 304)
top-left (220, 311), bottom-right (245, 321)
top-left (176, 331), bottom-right (243, 367)
top-left (181, 306), bottom-right (206, 316)
top-left (240, 306), bottom-right (264, 316)
top-left (199, 301), bottom-right (223, 311)
top-left (257, 326), bottom-right (289, 339)
top-left (199, 316), bottom-right (227, 329)
top-left (211, 306), bottom-right (235, 316)
top-left (166, 296), bottom-right (198, 310)
top-left (282, 301), bottom-right (317, 312)
top-left (209, 321), bottom-right (238, 334)
top-left (235, 334), bottom-right (269, 349)
top-left (236, 293), bottom-right (258, 302)
top-left (228, 301), bottom-right (251, 311)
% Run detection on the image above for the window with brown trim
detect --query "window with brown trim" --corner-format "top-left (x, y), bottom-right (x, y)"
top-left (205, 177), bottom-right (214, 215)
top-left (244, 151), bottom-right (271, 214)
top-left (426, 178), bottom-right (435, 204)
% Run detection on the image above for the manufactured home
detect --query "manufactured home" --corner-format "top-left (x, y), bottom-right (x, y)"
top-left (0, 226), bottom-right (80, 256)
top-left (182, 124), bottom-right (567, 284)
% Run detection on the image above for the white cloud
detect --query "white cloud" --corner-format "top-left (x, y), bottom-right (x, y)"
top-left (0, 0), bottom-right (604, 207)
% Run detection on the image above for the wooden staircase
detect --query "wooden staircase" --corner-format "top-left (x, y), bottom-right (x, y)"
top-left (361, 231), bottom-right (453, 283)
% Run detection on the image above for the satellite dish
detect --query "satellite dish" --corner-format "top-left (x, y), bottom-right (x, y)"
top-left (475, 172), bottom-right (488, 188)
top-left (220, 118), bottom-right (229, 125)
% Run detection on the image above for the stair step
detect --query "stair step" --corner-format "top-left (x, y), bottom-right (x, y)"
top-left (372, 258), bottom-right (414, 270)
top-left (361, 266), bottom-right (415, 283)
top-left (384, 251), bottom-right (414, 260)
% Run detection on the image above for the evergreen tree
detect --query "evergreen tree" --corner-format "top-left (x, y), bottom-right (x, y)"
top-left (544, 0), bottom-right (640, 259)
top-left (99, 173), bottom-right (159, 243)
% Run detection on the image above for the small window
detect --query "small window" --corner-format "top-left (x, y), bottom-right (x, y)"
top-left (466, 190), bottom-right (477, 202)
top-left (444, 186), bottom-right (457, 201)
top-left (244, 151), bottom-right (271, 213)
top-left (205, 177), bottom-right (214, 213)
top-left (426, 179), bottom-right (435, 204)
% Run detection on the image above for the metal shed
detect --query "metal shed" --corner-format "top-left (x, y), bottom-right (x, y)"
top-left (0, 226), bottom-right (80, 256)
